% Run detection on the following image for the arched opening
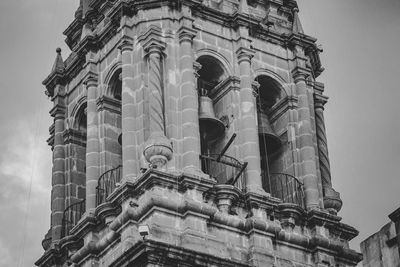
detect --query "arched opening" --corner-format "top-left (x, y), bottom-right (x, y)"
top-left (75, 105), bottom-right (87, 132)
top-left (108, 69), bottom-right (122, 101)
top-left (196, 55), bottom-right (226, 156)
top-left (255, 75), bottom-right (283, 193)
top-left (196, 55), bottom-right (246, 187)
top-left (96, 69), bottom-right (122, 206)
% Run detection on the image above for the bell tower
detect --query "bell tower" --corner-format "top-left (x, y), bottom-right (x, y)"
top-left (37, 0), bottom-right (362, 266)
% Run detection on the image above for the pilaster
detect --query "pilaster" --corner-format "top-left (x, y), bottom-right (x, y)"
top-left (292, 68), bottom-right (320, 210)
top-left (84, 71), bottom-right (100, 213)
top-left (119, 35), bottom-right (139, 182)
top-left (314, 87), bottom-right (342, 214)
top-left (236, 47), bottom-right (264, 195)
top-left (139, 26), bottom-right (173, 169)
top-left (178, 13), bottom-right (202, 174)
top-left (50, 84), bottom-right (67, 243)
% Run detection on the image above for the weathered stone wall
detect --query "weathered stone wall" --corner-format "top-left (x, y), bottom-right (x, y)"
top-left (37, 0), bottom-right (360, 266)
top-left (361, 222), bottom-right (399, 267)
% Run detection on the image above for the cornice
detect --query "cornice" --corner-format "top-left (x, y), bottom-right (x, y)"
top-left (43, 70), bottom-right (66, 98)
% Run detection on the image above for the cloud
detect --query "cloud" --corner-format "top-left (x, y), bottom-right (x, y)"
top-left (0, 111), bottom-right (52, 266)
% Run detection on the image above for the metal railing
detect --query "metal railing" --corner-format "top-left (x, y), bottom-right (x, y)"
top-left (200, 154), bottom-right (247, 191)
top-left (61, 199), bottom-right (85, 238)
top-left (263, 172), bottom-right (305, 208)
top-left (96, 165), bottom-right (122, 205)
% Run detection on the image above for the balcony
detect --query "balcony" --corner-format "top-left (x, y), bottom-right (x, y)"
top-left (61, 199), bottom-right (85, 238)
top-left (263, 172), bottom-right (305, 208)
top-left (200, 153), bottom-right (248, 190)
top-left (96, 165), bottom-right (122, 206)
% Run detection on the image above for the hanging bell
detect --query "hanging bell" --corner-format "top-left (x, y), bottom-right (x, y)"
top-left (199, 95), bottom-right (225, 141)
top-left (258, 112), bottom-right (281, 154)
top-left (118, 133), bottom-right (122, 146)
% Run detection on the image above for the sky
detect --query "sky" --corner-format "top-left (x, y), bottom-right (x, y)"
top-left (0, 0), bottom-right (398, 266)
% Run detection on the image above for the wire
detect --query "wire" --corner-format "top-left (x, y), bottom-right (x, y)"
top-left (17, 107), bottom-right (43, 267)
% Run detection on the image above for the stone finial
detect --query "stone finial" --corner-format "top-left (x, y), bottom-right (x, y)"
top-left (323, 187), bottom-right (343, 215)
top-left (51, 48), bottom-right (65, 73)
top-left (143, 133), bottom-right (173, 169)
top-left (292, 7), bottom-right (304, 34)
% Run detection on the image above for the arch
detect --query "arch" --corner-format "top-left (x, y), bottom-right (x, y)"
top-left (103, 62), bottom-right (122, 99)
top-left (70, 96), bottom-right (87, 123)
top-left (255, 75), bottom-right (287, 110)
top-left (103, 69), bottom-right (122, 100)
top-left (253, 68), bottom-right (291, 97)
top-left (70, 96), bottom-right (87, 131)
top-left (103, 61), bottom-right (122, 87)
top-left (195, 48), bottom-right (233, 78)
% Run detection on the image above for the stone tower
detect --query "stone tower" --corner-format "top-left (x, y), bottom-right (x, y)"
top-left (36, 0), bottom-right (362, 266)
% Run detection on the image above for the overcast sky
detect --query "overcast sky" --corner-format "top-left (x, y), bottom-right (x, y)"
top-left (0, 1), bottom-right (399, 266)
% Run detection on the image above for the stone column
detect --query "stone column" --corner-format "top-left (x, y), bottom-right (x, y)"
top-left (142, 38), bottom-right (173, 168)
top-left (178, 25), bottom-right (202, 173)
top-left (119, 37), bottom-right (138, 181)
top-left (314, 93), bottom-right (342, 213)
top-left (314, 95), bottom-right (331, 190)
top-left (85, 73), bottom-right (100, 212)
top-left (236, 47), bottom-right (263, 194)
top-left (292, 70), bottom-right (320, 210)
top-left (50, 84), bottom-right (66, 242)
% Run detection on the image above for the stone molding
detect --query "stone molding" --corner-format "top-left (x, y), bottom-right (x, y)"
top-left (268, 95), bottom-right (298, 124)
top-left (138, 25), bottom-right (166, 56)
top-left (49, 169), bottom-right (361, 266)
top-left (177, 26), bottom-right (197, 43)
top-left (209, 75), bottom-right (241, 104)
top-left (291, 66), bottom-right (310, 83)
top-left (63, 128), bottom-right (86, 147)
top-left (83, 71), bottom-right (99, 88)
top-left (109, 239), bottom-right (251, 267)
top-left (49, 104), bottom-right (66, 120)
top-left (96, 95), bottom-right (121, 113)
top-left (236, 47), bottom-right (255, 64)
top-left (117, 35), bottom-right (134, 52)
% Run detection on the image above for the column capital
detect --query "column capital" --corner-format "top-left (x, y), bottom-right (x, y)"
top-left (291, 66), bottom-right (310, 83)
top-left (118, 36), bottom-right (134, 52)
top-left (314, 93), bottom-right (328, 110)
top-left (83, 72), bottom-right (98, 88)
top-left (138, 25), bottom-right (166, 56)
top-left (236, 47), bottom-right (255, 64)
top-left (178, 26), bottom-right (197, 43)
top-left (49, 104), bottom-right (66, 119)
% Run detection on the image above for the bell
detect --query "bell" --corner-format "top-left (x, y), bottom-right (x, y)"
top-left (118, 133), bottom-right (122, 146)
top-left (199, 95), bottom-right (225, 141)
top-left (258, 112), bottom-right (281, 154)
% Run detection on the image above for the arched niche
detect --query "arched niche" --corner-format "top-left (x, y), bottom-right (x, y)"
top-left (196, 55), bottom-right (231, 181)
top-left (196, 55), bottom-right (227, 92)
top-left (255, 75), bottom-right (286, 194)
top-left (73, 102), bottom-right (87, 134)
top-left (106, 68), bottom-right (122, 101)
top-left (195, 55), bottom-right (227, 153)
top-left (100, 68), bottom-right (122, 170)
